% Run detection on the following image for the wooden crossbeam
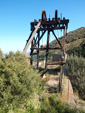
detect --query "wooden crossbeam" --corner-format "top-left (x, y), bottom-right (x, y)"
top-left (31, 19), bottom-right (69, 26)
top-left (31, 47), bottom-right (62, 50)
top-left (38, 26), bottom-right (65, 31)
top-left (23, 21), bottom-right (41, 54)
top-left (30, 52), bottom-right (37, 55)
top-left (47, 61), bottom-right (66, 65)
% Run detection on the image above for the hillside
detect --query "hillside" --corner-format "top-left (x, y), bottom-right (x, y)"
top-left (49, 27), bottom-right (85, 51)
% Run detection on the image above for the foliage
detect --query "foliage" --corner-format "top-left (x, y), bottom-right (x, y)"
top-left (67, 40), bottom-right (85, 57)
top-left (40, 94), bottom-right (85, 113)
top-left (50, 27), bottom-right (85, 52)
top-left (64, 55), bottom-right (85, 100)
top-left (0, 51), bottom-right (43, 113)
top-left (0, 49), bottom-right (3, 59)
top-left (0, 49), bottom-right (85, 112)
top-left (64, 103), bottom-right (85, 113)
top-left (40, 94), bottom-right (65, 113)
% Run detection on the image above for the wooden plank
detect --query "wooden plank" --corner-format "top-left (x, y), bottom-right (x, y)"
top-left (30, 52), bottom-right (37, 55)
top-left (31, 47), bottom-right (62, 50)
top-left (47, 61), bottom-right (66, 65)
top-left (31, 19), bottom-right (69, 26)
top-left (38, 26), bottom-right (65, 31)
top-left (23, 21), bottom-right (41, 54)
top-left (41, 69), bottom-right (48, 77)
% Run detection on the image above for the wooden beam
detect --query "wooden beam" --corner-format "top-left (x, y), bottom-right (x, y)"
top-left (52, 30), bottom-right (62, 48)
top-left (30, 40), bottom-right (33, 65)
top-left (59, 65), bottom-right (63, 91)
top-left (30, 52), bottom-right (37, 55)
top-left (47, 61), bottom-right (66, 65)
top-left (31, 19), bottom-right (69, 26)
top-left (45, 30), bottom-right (50, 69)
top-left (41, 69), bottom-right (48, 77)
top-left (37, 31), bottom-right (40, 69)
top-left (23, 21), bottom-right (41, 54)
top-left (33, 30), bottom-right (46, 48)
top-left (38, 26), bottom-right (65, 31)
top-left (63, 26), bottom-right (67, 57)
top-left (31, 47), bottom-right (62, 50)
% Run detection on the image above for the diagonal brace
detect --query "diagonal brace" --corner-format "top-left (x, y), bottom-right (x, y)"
top-left (52, 30), bottom-right (62, 48)
top-left (33, 30), bottom-right (46, 48)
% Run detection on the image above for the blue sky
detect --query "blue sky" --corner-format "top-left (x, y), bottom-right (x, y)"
top-left (0, 0), bottom-right (85, 53)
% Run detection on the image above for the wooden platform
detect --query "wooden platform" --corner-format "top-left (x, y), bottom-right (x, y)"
top-left (62, 76), bottom-right (74, 102)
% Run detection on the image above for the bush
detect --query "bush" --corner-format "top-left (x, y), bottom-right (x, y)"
top-left (67, 40), bottom-right (85, 57)
top-left (40, 95), bottom-right (65, 113)
top-left (0, 51), bottom-right (43, 112)
top-left (64, 55), bottom-right (85, 100)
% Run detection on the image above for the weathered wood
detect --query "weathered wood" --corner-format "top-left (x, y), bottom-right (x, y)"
top-left (47, 61), bottom-right (66, 65)
top-left (55, 10), bottom-right (58, 20)
top-left (31, 19), bottom-right (69, 26)
top-left (45, 30), bottom-right (50, 69)
top-left (30, 40), bottom-right (33, 65)
top-left (23, 21), bottom-right (41, 54)
top-left (38, 26), bottom-right (65, 31)
top-left (31, 47), bottom-right (62, 50)
top-left (23, 10), bottom-right (69, 88)
top-left (63, 26), bottom-right (67, 58)
top-left (41, 69), bottom-right (48, 77)
top-left (37, 31), bottom-right (40, 69)
top-left (33, 30), bottom-right (46, 48)
top-left (52, 30), bottom-right (62, 48)
top-left (59, 65), bottom-right (63, 91)
top-left (30, 52), bottom-right (37, 55)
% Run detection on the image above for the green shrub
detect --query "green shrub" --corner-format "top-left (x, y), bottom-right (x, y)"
top-left (64, 103), bottom-right (85, 113)
top-left (0, 51), bottom-right (43, 113)
top-left (67, 40), bottom-right (85, 57)
top-left (40, 95), bottom-right (65, 113)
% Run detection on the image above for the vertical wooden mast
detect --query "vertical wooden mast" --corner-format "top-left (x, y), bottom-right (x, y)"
top-left (30, 40), bottom-right (33, 65)
top-left (45, 30), bottom-right (50, 69)
top-left (59, 25), bottom-right (67, 91)
top-left (37, 31), bottom-right (40, 69)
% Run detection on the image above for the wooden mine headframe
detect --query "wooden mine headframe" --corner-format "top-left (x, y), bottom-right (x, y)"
top-left (23, 10), bottom-right (69, 91)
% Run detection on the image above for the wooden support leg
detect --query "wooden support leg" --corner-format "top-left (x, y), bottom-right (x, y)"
top-left (30, 40), bottom-right (33, 65)
top-left (37, 32), bottom-right (40, 69)
top-left (45, 30), bottom-right (50, 70)
top-left (63, 26), bottom-right (67, 58)
top-left (59, 64), bottom-right (63, 92)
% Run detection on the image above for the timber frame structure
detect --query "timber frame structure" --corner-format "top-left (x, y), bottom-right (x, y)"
top-left (23, 10), bottom-right (69, 91)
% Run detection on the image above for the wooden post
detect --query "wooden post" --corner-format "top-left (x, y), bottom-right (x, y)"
top-left (45, 30), bottom-right (50, 69)
top-left (37, 31), bottom-right (40, 69)
top-left (30, 40), bottom-right (33, 65)
top-left (63, 25), bottom-right (67, 58)
top-left (59, 26), bottom-right (67, 92)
